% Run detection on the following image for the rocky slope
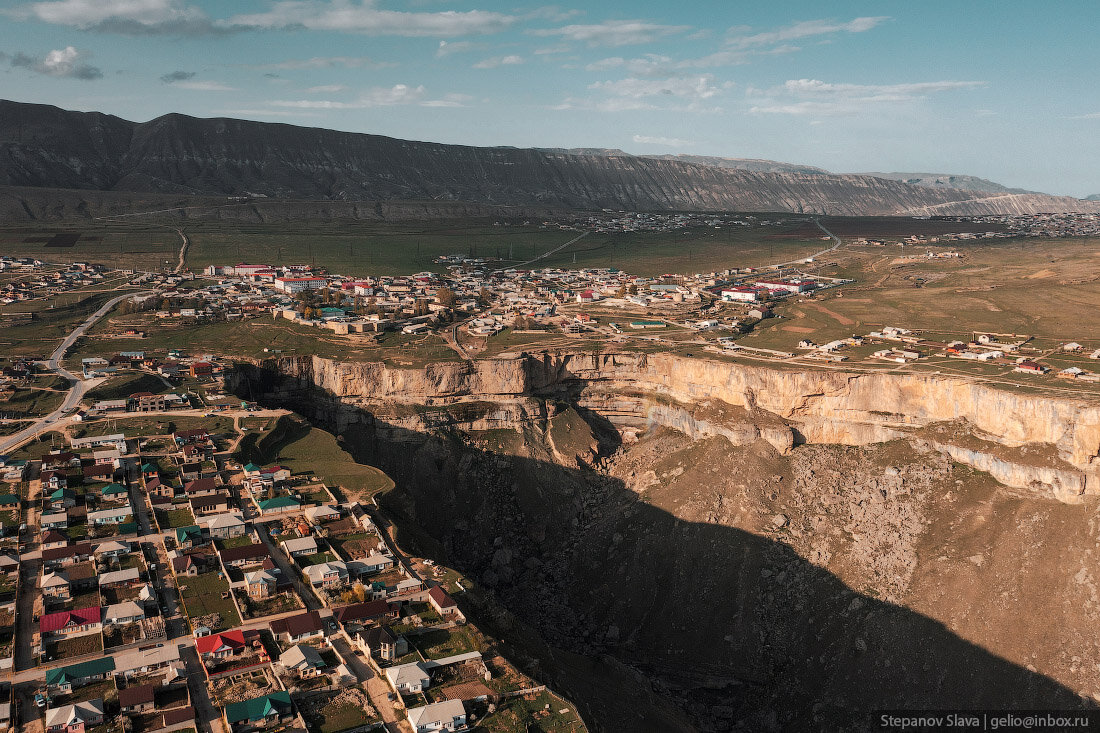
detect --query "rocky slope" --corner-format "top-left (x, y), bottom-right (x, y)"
top-left (859, 171), bottom-right (1038, 195)
top-left (229, 351), bottom-right (1100, 731)
top-left (4, 100), bottom-right (1099, 217)
top-left (241, 351), bottom-right (1100, 502)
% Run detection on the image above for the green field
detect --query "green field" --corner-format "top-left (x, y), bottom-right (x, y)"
top-left (0, 225), bottom-right (181, 272)
top-left (237, 415), bottom-right (394, 500)
top-left (178, 571), bottom-right (241, 630)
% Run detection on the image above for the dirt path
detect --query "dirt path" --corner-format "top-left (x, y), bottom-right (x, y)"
top-left (173, 228), bottom-right (190, 273)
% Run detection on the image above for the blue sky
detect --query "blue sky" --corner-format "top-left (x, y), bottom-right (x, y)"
top-left (1, 0), bottom-right (1098, 196)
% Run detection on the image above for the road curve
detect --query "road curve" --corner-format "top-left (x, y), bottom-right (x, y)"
top-left (0, 290), bottom-right (155, 455)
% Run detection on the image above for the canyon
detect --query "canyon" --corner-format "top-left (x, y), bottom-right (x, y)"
top-left (230, 351), bottom-right (1100, 730)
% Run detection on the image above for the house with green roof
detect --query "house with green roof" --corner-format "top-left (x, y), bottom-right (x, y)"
top-left (175, 525), bottom-right (205, 549)
top-left (48, 488), bottom-right (77, 509)
top-left (223, 692), bottom-right (295, 732)
top-left (0, 494), bottom-right (19, 507)
top-left (100, 483), bottom-right (128, 501)
top-left (45, 657), bottom-right (115, 693)
top-left (257, 495), bottom-right (301, 515)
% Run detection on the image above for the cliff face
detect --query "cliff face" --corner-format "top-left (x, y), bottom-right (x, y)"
top-left (4, 100), bottom-right (1100, 217)
top-left (242, 351), bottom-right (1100, 502)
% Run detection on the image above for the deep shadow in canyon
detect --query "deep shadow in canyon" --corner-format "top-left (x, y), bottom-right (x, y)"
top-left (232, 364), bottom-right (1097, 732)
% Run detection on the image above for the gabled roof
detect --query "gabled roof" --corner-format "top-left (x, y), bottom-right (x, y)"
top-left (223, 692), bottom-right (293, 724)
top-left (41, 542), bottom-right (93, 562)
top-left (184, 477), bottom-right (217, 494)
top-left (118, 683), bottom-right (156, 708)
top-left (45, 657), bottom-right (115, 685)
top-left (41, 530), bottom-right (67, 544)
top-left (428, 585), bottom-right (458, 609)
top-left (175, 525), bottom-right (202, 543)
top-left (195, 629), bottom-right (246, 655)
top-left (407, 699), bottom-right (465, 729)
top-left (40, 606), bottom-right (101, 633)
top-left (101, 483), bottom-right (127, 495)
top-left (269, 610), bottom-right (323, 638)
top-left (219, 543), bottom-right (268, 563)
top-left (279, 644), bottom-right (324, 670)
top-left (258, 495), bottom-right (300, 511)
top-left (334, 600), bottom-right (395, 623)
top-left (44, 699), bottom-right (104, 729)
top-left (104, 601), bottom-right (145, 622)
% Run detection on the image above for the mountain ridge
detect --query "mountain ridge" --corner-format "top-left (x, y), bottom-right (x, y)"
top-left (2, 99), bottom-right (1098, 217)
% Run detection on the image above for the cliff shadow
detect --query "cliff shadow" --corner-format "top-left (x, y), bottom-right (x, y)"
top-left (232, 366), bottom-right (1098, 732)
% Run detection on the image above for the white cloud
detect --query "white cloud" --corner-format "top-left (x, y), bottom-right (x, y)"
top-left (632, 134), bottom-right (694, 148)
top-left (420, 93), bottom-right (475, 108)
top-left (590, 75), bottom-right (725, 101)
top-left (1067, 112), bottom-right (1100, 120)
top-left (173, 80), bottom-right (236, 91)
top-left (472, 54), bottom-right (523, 69)
top-left (531, 19), bottom-right (691, 47)
top-left (749, 77), bottom-right (985, 116)
top-left (271, 84), bottom-right (428, 108)
top-left (305, 84), bottom-right (346, 93)
top-left (254, 56), bottom-right (386, 70)
top-left (9, 45), bottom-right (102, 79)
top-left (20, 0), bottom-right (225, 35)
top-left (227, 1), bottom-right (515, 37)
top-left (728, 16), bottom-right (888, 49)
top-left (436, 40), bottom-right (484, 57)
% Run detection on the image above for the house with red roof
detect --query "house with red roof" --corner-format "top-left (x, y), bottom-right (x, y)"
top-left (40, 607), bottom-right (101, 636)
top-left (427, 586), bottom-right (465, 623)
top-left (195, 630), bottom-right (246, 660)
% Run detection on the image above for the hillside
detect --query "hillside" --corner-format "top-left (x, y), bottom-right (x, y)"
top-left (3, 100), bottom-right (1099, 219)
top-left (860, 171), bottom-right (1038, 195)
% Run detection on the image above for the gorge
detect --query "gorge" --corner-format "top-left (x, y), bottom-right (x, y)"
top-left (230, 351), bottom-right (1100, 731)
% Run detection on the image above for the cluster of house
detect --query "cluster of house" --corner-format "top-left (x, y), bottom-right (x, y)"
top-left (0, 259), bottom-right (112, 305)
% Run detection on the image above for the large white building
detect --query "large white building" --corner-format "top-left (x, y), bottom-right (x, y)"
top-left (274, 277), bottom-right (328, 294)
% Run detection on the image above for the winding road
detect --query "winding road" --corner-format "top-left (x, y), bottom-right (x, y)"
top-left (0, 290), bottom-right (154, 455)
top-left (775, 218), bottom-right (842, 268)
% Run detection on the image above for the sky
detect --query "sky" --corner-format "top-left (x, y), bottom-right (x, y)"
top-left (1, 0), bottom-right (1098, 197)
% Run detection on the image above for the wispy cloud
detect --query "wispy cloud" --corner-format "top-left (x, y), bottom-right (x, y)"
top-left (305, 84), bottom-right (346, 93)
top-left (227, 1), bottom-right (516, 37)
top-left (168, 79), bottom-right (235, 91)
top-left (557, 74), bottom-right (730, 113)
top-left (1066, 112), bottom-right (1100, 120)
top-left (270, 84), bottom-right (431, 108)
top-left (749, 77), bottom-right (985, 116)
top-left (420, 93), bottom-right (475, 108)
top-left (251, 56), bottom-right (389, 71)
top-left (727, 16), bottom-right (888, 48)
top-left (8, 45), bottom-right (102, 79)
top-left (159, 70), bottom-right (194, 83)
top-left (18, 0), bottom-right (232, 36)
top-left (436, 40), bottom-right (484, 57)
top-left (472, 54), bottom-right (523, 69)
top-left (632, 134), bottom-right (693, 148)
top-left (531, 19), bottom-right (691, 47)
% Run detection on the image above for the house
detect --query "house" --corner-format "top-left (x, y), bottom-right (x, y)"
top-left (99, 567), bottom-right (141, 588)
top-left (385, 662), bottom-right (430, 694)
top-left (257, 495), bottom-right (301, 515)
top-left (173, 428), bottom-right (210, 446)
top-left (428, 586), bottom-right (465, 622)
top-left (244, 569), bottom-right (277, 599)
top-left (45, 658), bottom-right (115, 693)
top-left (334, 600), bottom-right (399, 626)
top-left (282, 536), bottom-right (318, 558)
top-left (67, 562), bottom-right (98, 591)
top-left (41, 452), bottom-right (80, 471)
top-left (45, 699), bottom-right (104, 733)
top-left (39, 606), bottom-right (101, 636)
top-left (81, 464), bottom-right (116, 483)
top-left (41, 530), bottom-right (68, 550)
top-left (304, 561), bottom-right (348, 589)
top-left (406, 699), bottom-right (467, 733)
top-left (113, 644), bottom-right (183, 679)
top-left (358, 626), bottom-right (408, 662)
top-left (190, 495), bottom-right (230, 516)
top-left (202, 513), bottom-right (246, 539)
top-left (93, 539), bottom-right (132, 560)
top-left (88, 506), bottom-right (131, 525)
top-left (42, 542), bottom-right (93, 568)
top-left (41, 571), bottom-right (70, 599)
top-left (104, 601), bottom-right (146, 625)
top-left (220, 543), bottom-right (268, 567)
top-left (118, 684), bottom-right (156, 714)
top-left (183, 478), bottom-right (219, 497)
top-left (357, 551), bottom-right (394, 575)
top-left (305, 505), bottom-right (340, 524)
top-left (223, 692), bottom-right (295, 732)
top-left (41, 511), bottom-right (68, 530)
top-left (175, 525), bottom-right (205, 549)
top-left (47, 487), bottom-right (76, 509)
top-left (268, 611), bottom-right (325, 643)
top-left (0, 493), bottom-right (19, 510)
top-left (1015, 360), bottom-right (1049, 374)
top-left (259, 465), bottom-right (291, 482)
top-left (196, 629), bottom-right (246, 660)
top-left (278, 644), bottom-right (326, 677)
top-left (99, 483), bottom-right (129, 503)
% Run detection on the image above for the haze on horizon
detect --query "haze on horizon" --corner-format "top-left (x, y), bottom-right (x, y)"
top-left (0, 0), bottom-right (1097, 197)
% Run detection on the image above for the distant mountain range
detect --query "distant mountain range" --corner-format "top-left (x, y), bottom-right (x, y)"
top-left (857, 172), bottom-right (1038, 195)
top-left (2, 100), bottom-right (1097, 220)
top-left (1086, 194), bottom-right (1100, 201)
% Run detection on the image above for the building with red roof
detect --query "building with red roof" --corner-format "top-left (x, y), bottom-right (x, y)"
top-left (40, 606), bottom-right (101, 635)
top-left (195, 629), bottom-right (246, 659)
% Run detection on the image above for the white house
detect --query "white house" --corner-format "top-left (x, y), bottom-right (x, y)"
top-left (282, 537), bottom-right (318, 558)
top-left (385, 662), bottom-right (430, 694)
top-left (278, 644), bottom-right (326, 677)
top-left (406, 699), bottom-right (467, 733)
top-left (104, 601), bottom-right (146, 625)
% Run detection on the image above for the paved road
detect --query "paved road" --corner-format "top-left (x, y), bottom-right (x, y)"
top-left (0, 290), bottom-right (155, 455)
top-left (775, 218), bottom-right (842, 268)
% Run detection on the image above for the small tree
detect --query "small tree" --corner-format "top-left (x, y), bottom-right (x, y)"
top-left (436, 286), bottom-right (456, 309)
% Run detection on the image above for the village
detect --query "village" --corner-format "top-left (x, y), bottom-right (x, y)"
top-left (0, 385), bottom-right (585, 733)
